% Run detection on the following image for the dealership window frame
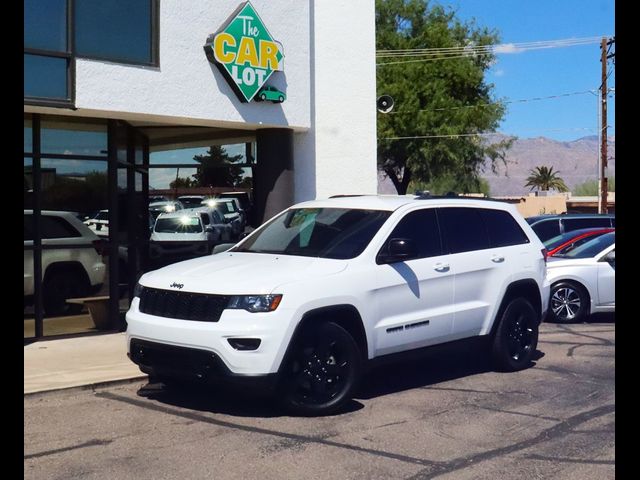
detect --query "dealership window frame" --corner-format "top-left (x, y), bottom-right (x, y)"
top-left (25, 114), bottom-right (150, 340)
top-left (24, 0), bottom-right (159, 109)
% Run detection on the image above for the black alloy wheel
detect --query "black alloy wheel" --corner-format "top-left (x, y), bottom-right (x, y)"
top-left (549, 281), bottom-right (588, 323)
top-left (279, 322), bottom-right (361, 416)
top-left (492, 298), bottom-right (539, 372)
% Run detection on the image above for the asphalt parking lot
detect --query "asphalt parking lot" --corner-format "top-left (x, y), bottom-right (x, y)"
top-left (24, 317), bottom-right (614, 480)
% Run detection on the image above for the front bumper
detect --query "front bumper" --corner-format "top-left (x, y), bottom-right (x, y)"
top-left (126, 298), bottom-right (294, 377)
top-left (128, 338), bottom-right (278, 391)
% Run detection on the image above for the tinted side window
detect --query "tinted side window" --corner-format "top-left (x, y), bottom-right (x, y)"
top-left (479, 209), bottom-right (530, 247)
top-left (438, 207), bottom-right (490, 253)
top-left (383, 208), bottom-right (442, 260)
top-left (531, 220), bottom-right (561, 242)
top-left (563, 217), bottom-right (610, 232)
top-left (41, 216), bottom-right (81, 239)
top-left (200, 213), bottom-right (210, 225)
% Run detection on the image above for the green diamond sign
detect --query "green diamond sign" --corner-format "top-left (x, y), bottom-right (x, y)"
top-left (204, 2), bottom-right (285, 103)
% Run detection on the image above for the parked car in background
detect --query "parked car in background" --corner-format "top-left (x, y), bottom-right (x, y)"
top-left (218, 191), bottom-right (253, 225)
top-left (83, 209), bottom-right (109, 238)
top-left (189, 206), bottom-right (234, 245)
top-left (149, 210), bottom-right (223, 263)
top-left (543, 227), bottom-right (615, 257)
top-left (149, 195), bottom-right (170, 204)
top-left (128, 195), bottom-right (549, 415)
top-left (525, 213), bottom-right (615, 243)
top-left (546, 232), bottom-right (615, 323)
top-left (24, 210), bottom-right (106, 316)
top-left (201, 198), bottom-right (244, 239)
top-left (149, 200), bottom-right (184, 221)
top-left (177, 195), bottom-right (206, 209)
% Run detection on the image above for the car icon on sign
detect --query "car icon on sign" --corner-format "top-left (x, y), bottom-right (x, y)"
top-left (256, 85), bottom-right (286, 103)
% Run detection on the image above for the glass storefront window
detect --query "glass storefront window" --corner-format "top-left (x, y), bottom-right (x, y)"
top-left (24, 54), bottom-right (68, 100)
top-left (24, 0), bottom-right (67, 52)
top-left (75, 0), bottom-right (153, 64)
top-left (40, 159), bottom-right (108, 217)
top-left (24, 159), bottom-right (35, 339)
top-left (41, 117), bottom-right (108, 157)
top-left (25, 115), bottom-right (33, 153)
top-left (24, 158), bottom-right (34, 210)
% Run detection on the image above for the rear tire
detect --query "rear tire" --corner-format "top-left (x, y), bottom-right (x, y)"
top-left (279, 322), bottom-right (361, 416)
top-left (548, 281), bottom-right (589, 323)
top-left (42, 269), bottom-right (88, 317)
top-left (491, 298), bottom-right (539, 372)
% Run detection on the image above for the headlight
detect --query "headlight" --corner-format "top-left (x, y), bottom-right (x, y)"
top-left (227, 294), bottom-right (282, 312)
top-left (133, 282), bottom-right (145, 298)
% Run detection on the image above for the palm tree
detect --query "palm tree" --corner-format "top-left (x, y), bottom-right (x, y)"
top-left (525, 166), bottom-right (569, 193)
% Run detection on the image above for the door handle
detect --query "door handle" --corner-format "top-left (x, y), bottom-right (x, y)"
top-left (434, 263), bottom-right (450, 272)
top-left (491, 255), bottom-right (505, 263)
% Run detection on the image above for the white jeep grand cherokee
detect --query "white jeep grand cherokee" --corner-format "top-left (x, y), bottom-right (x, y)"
top-left (127, 195), bottom-right (549, 415)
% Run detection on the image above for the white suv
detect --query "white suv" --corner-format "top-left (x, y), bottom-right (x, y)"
top-left (127, 195), bottom-right (549, 415)
top-left (24, 210), bottom-right (106, 316)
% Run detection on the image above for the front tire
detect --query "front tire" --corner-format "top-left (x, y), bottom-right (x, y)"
top-left (279, 322), bottom-right (361, 416)
top-left (548, 281), bottom-right (589, 323)
top-left (491, 298), bottom-right (539, 372)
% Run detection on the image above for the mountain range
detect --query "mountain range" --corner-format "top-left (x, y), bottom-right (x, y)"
top-left (378, 135), bottom-right (615, 196)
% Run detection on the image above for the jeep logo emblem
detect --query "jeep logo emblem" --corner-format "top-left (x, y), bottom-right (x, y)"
top-left (170, 282), bottom-right (184, 289)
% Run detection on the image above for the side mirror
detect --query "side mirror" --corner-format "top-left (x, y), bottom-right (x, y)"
top-left (205, 226), bottom-right (214, 233)
top-left (378, 238), bottom-right (417, 264)
top-left (602, 250), bottom-right (615, 264)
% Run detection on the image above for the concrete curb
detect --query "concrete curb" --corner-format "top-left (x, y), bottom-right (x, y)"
top-left (24, 375), bottom-right (149, 399)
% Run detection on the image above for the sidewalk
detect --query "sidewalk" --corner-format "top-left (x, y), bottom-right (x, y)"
top-left (24, 333), bottom-right (147, 395)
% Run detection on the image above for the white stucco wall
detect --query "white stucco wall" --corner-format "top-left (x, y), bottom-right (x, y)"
top-left (75, 0), bottom-right (311, 130)
top-left (29, 0), bottom-right (378, 204)
top-left (294, 0), bottom-right (378, 201)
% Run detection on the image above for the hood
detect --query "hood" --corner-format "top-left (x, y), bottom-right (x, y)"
top-left (546, 257), bottom-right (596, 269)
top-left (139, 252), bottom-right (348, 295)
top-left (151, 231), bottom-right (206, 242)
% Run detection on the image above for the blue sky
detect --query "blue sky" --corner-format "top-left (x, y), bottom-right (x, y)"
top-left (444, 0), bottom-right (615, 141)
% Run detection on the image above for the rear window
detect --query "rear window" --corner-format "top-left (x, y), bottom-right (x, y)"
top-left (531, 219), bottom-right (561, 242)
top-left (562, 217), bottom-right (612, 232)
top-left (42, 216), bottom-right (82, 239)
top-left (479, 209), bottom-right (530, 247)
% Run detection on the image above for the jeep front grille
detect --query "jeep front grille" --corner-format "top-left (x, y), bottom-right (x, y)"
top-left (138, 287), bottom-right (230, 322)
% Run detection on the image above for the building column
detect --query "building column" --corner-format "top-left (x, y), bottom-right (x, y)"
top-left (254, 128), bottom-right (294, 225)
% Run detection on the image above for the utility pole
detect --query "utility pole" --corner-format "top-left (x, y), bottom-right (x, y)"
top-left (599, 37), bottom-right (608, 213)
top-left (599, 36), bottom-right (614, 214)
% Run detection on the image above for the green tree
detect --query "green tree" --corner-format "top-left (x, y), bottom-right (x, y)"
top-left (524, 166), bottom-right (569, 193)
top-left (573, 177), bottom-right (615, 196)
top-left (170, 176), bottom-right (196, 189)
top-left (409, 173), bottom-right (490, 196)
top-left (192, 146), bottom-right (244, 187)
top-left (376, 0), bottom-right (511, 194)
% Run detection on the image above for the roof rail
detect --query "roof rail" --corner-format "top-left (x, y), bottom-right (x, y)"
top-left (328, 194), bottom-right (367, 198)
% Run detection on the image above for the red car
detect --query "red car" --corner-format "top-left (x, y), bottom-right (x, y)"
top-left (544, 227), bottom-right (615, 257)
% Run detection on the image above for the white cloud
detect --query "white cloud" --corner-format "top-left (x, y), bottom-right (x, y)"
top-left (494, 43), bottom-right (522, 54)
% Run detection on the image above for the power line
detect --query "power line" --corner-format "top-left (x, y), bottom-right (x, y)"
top-left (385, 89), bottom-right (596, 116)
top-left (380, 127), bottom-right (600, 141)
top-left (376, 36), bottom-right (605, 66)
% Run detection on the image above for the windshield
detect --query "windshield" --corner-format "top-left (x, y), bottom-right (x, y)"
top-left (179, 198), bottom-right (203, 208)
top-left (232, 208), bottom-right (391, 259)
top-left (154, 216), bottom-right (203, 234)
top-left (557, 232), bottom-right (615, 259)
